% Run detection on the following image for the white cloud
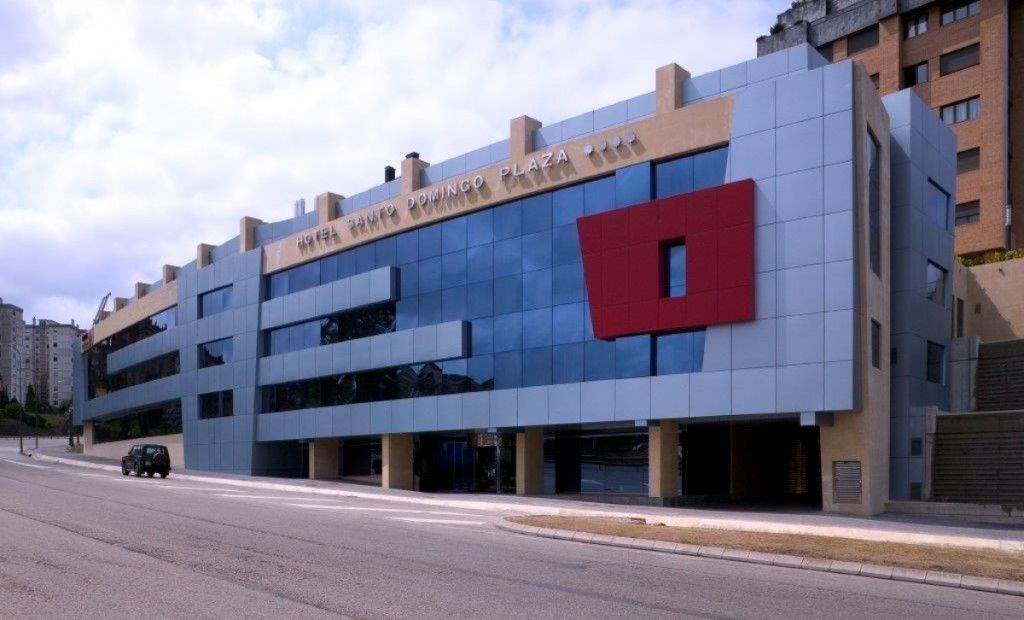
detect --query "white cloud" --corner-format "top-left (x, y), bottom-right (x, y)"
top-left (0, 0), bottom-right (778, 326)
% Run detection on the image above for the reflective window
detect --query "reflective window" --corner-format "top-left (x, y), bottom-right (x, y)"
top-left (903, 12), bottom-right (928, 38)
top-left (523, 308), bottom-right (553, 348)
top-left (199, 337), bottom-right (233, 368)
top-left (954, 200), bottom-right (980, 226)
top-left (903, 61), bottom-right (928, 87)
top-left (522, 193), bottom-right (553, 234)
top-left (655, 331), bottom-right (705, 375)
top-left (847, 25), bottom-right (879, 54)
top-left (92, 402), bottom-right (182, 443)
top-left (663, 242), bottom-right (686, 298)
top-left (107, 352), bottom-right (180, 393)
top-left (199, 285), bottom-right (232, 318)
top-left (615, 162), bottom-right (652, 207)
top-left (956, 148), bottom-right (980, 173)
top-left (939, 44), bottom-right (979, 76)
top-left (523, 347), bottom-right (553, 386)
top-left (199, 390), bottom-right (234, 420)
top-left (615, 335), bottom-right (651, 378)
top-left (926, 341), bottom-right (945, 384)
top-left (867, 130), bottom-right (881, 276)
top-left (263, 303), bottom-right (395, 356)
top-left (926, 261), bottom-right (947, 306)
top-left (926, 180), bottom-right (950, 230)
top-left (940, 0), bottom-right (980, 26)
top-left (654, 146), bottom-right (727, 199)
top-left (940, 96), bottom-right (980, 125)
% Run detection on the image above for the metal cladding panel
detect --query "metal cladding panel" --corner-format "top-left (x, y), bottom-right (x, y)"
top-left (577, 179), bottom-right (755, 339)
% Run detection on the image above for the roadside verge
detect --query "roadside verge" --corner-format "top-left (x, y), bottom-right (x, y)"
top-left (498, 517), bottom-right (1024, 598)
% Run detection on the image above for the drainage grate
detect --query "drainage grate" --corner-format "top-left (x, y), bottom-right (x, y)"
top-left (833, 460), bottom-right (862, 504)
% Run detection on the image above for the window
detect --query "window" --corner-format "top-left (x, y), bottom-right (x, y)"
top-left (663, 242), bottom-right (686, 298)
top-left (869, 73), bottom-right (880, 90)
top-left (264, 303), bottom-right (396, 357)
top-left (871, 320), bottom-right (881, 369)
top-left (199, 337), bottom-right (233, 368)
top-left (909, 437), bottom-right (923, 457)
top-left (926, 180), bottom-right (950, 229)
top-left (955, 200), bottom-right (980, 225)
top-left (939, 44), bottom-right (980, 75)
top-left (926, 261), bottom-right (947, 306)
top-left (904, 13), bottom-right (928, 38)
top-left (956, 297), bottom-right (965, 337)
top-left (199, 390), bottom-right (233, 420)
top-left (956, 147), bottom-right (980, 173)
top-left (941, 0), bottom-right (981, 25)
top-left (940, 96), bottom-right (980, 124)
top-left (903, 61), bottom-right (928, 87)
top-left (106, 352), bottom-right (180, 393)
top-left (199, 285), bottom-right (232, 318)
top-left (926, 341), bottom-right (945, 384)
top-left (847, 25), bottom-right (879, 54)
top-left (867, 130), bottom-right (881, 276)
top-left (655, 331), bottom-right (705, 375)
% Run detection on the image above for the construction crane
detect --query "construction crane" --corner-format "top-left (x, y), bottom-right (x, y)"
top-left (92, 292), bottom-right (111, 326)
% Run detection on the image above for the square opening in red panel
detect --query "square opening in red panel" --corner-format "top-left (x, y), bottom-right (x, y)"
top-left (659, 238), bottom-right (686, 299)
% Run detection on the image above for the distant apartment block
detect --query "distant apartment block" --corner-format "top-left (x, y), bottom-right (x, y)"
top-left (0, 298), bottom-right (82, 407)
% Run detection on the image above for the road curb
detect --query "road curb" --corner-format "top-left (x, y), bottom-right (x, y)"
top-left (495, 519), bottom-right (1024, 598)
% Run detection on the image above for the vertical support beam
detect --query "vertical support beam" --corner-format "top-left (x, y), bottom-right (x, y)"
top-left (510, 115), bottom-right (542, 159)
top-left (308, 438), bottom-right (339, 480)
top-left (239, 216), bottom-right (264, 252)
top-left (315, 192), bottom-right (344, 226)
top-left (113, 297), bottom-right (128, 311)
top-left (515, 427), bottom-right (544, 495)
top-left (82, 421), bottom-right (94, 448)
top-left (133, 282), bottom-right (147, 299)
top-left (382, 433), bottom-right (414, 490)
top-left (655, 63), bottom-right (690, 115)
top-left (648, 420), bottom-right (679, 498)
top-left (162, 265), bottom-right (179, 284)
top-left (400, 154), bottom-right (430, 195)
top-left (197, 243), bottom-right (215, 268)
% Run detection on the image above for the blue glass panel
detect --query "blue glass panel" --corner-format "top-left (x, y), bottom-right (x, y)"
top-left (656, 331), bottom-right (695, 374)
top-left (494, 351), bottom-right (522, 389)
top-left (584, 340), bottom-right (616, 381)
top-left (354, 244), bottom-right (375, 273)
top-left (693, 147), bottom-right (728, 190)
top-left (441, 250), bottom-right (467, 288)
top-left (522, 308), bottom-right (552, 348)
top-left (522, 193), bottom-right (553, 234)
top-left (467, 244), bottom-right (493, 283)
top-left (692, 329), bottom-right (706, 371)
top-left (583, 176), bottom-right (616, 215)
top-left (321, 254), bottom-right (340, 284)
top-left (655, 156), bottom-right (693, 199)
top-left (522, 269), bottom-right (552, 310)
top-left (552, 185), bottom-right (584, 226)
top-left (396, 230), bottom-right (419, 264)
top-left (442, 285), bottom-right (467, 321)
top-left (494, 237), bottom-right (522, 277)
top-left (553, 343), bottom-right (584, 384)
top-left (400, 264), bottom-right (418, 296)
top-left (615, 162), bottom-right (652, 207)
top-left (467, 281), bottom-right (493, 319)
top-left (269, 272), bottom-right (289, 299)
top-left (419, 256), bottom-right (442, 292)
top-left (418, 223), bottom-right (442, 258)
top-left (521, 230), bottom-right (552, 272)
top-left (553, 263), bottom-right (586, 305)
top-left (615, 335), bottom-right (651, 378)
top-left (471, 317), bottom-right (493, 354)
top-left (467, 354), bottom-right (494, 387)
top-left (493, 200), bottom-right (522, 240)
top-left (552, 303), bottom-right (585, 344)
top-left (493, 275), bottom-right (522, 314)
top-left (374, 237), bottom-right (396, 268)
top-left (418, 291), bottom-right (442, 325)
top-left (523, 347), bottom-right (553, 387)
top-left (338, 251), bottom-right (356, 278)
top-left (493, 312), bottom-right (523, 352)
top-left (553, 224), bottom-right (580, 266)
top-left (442, 217), bottom-right (467, 253)
top-left (396, 297), bottom-right (418, 330)
top-left (467, 209), bottom-right (494, 246)
top-left (665, 243), bottom-right (686, 297)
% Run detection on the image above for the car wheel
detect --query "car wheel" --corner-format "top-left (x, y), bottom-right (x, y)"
top-left (146, 471), bottom-right (154, 477)
top-left (136, 466), bottom-right (144, 477)
top-left (159, 472), bottom-right (167, 479)
top-left (121, 466), bottom-right (129, 476)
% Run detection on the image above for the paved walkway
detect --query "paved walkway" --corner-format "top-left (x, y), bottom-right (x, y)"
top-left (27, 445), bottom-right (1024, 553)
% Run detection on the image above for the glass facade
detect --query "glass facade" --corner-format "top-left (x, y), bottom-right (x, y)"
top-left (663, 242), bottom-right (686, 298)
top-left (258, 148), bottom-right (726, 414)
top-left (199, 285), bottom-right (233, 318)
top-left (107, 352), bottom-right (180, 393)
top-left (199, 337), bottom-right (234, 368)
top-left (92, 401), bottom-right (182, 444)
top-left (87, 306), bottom-right (178, 398)
top-left (199, 390), bottom-right (234, 420)
top-left (926, 261), bottom-right (946, 306)
top-left (926, 180), bottom-right (950, 229)
top-left (264, 303), bottom-right (396, 356)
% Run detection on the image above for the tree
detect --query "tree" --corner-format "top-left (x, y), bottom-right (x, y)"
top-left (4, 401), bottom-right (23, 420)
top-left (58, 399), bottom-right (72, 415)
top-left (0, 388), bottom-right (7, 409)
top-left (24, 385), bottom-right (38, 413)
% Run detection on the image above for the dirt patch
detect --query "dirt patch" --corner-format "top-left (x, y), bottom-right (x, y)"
top-left (510, 515), bottom-right (1024, 582)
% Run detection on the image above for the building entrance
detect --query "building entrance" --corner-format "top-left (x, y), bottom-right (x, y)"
top-left (416, 431), bottom-right (515, 493)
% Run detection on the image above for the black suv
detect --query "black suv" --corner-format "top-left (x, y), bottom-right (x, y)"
top-left (121, 444), bottom-right (171, 478)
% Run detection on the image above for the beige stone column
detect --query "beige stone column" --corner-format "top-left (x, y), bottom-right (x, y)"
top-left (509, 115), bottom-right (542, 159)
top-left (648, 420), bottom-right (679, 498)
top-left (82, 421), bottom-right (94, 447)
top-left (239, 216), bottom-right (264, 252)
top-left (515, 427), bottom-right (544, 495)
top-left (655, 63), bottom-right (690, 115)
top-left (315, 192), bottom-right (344, 226)
top-left (382, 433), bottom-right (414, 490)
top-left (308, 438), bottom-right (339, 480)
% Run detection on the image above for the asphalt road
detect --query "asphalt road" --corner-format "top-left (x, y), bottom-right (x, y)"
top-left (0, 445), bottom-right (1021, 619)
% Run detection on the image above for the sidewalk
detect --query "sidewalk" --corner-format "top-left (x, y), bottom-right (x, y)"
top-left (26, 446), bottom-right (1024, 554)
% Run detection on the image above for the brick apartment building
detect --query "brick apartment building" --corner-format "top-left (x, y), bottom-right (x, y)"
top-left (0, 298), bottom-right (82, 407)
top-left (758, 0), bottom-right (1022, 256)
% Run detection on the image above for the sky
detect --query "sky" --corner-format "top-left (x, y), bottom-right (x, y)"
top-left (0, 0), bottom-right (779, 328)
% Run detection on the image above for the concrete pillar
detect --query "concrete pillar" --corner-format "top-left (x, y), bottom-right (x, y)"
top-left (509, 115), bottom-right (542, 159)
top-left (133, 282), bottom-right (147, 299)
top-left (382, 433), bottom-right (414, 490)
top-left (315, 192), bottom-right (344, 226)
top-left (82, 421), bottom-right (94, 447)
top-left (113, 297), bottom-right (128, 311)
top-left (400, 154), bottom-right (430, 195)
top-left (648, 420), bottom-right (679, 498)
top-left (239, 216), bottom-right (264, 252)
top-left (161, 265), bottom-right (179, 284)
top-left (655, 63), bottom-right (691, 115)
top-left (197, 243), bottom-right (215, 268)
top-left (308, 438), bottom-right (339, 480)
top-left (515, 427), bottom-right (544, 495)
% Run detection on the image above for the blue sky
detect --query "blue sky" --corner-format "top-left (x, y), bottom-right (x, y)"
top-left (0, 0), bottom-right (779, 326)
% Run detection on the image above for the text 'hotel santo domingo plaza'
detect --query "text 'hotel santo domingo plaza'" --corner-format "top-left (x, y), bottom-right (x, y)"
top-left (76, 38), bottom-right (962, 516)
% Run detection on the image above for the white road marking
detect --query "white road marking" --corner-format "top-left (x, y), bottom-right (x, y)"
top-left (216, 494), bottom-right (340, 501)
top-left (1, 459), bottom-right (51, 469)
top-left (285, 503), bottom-right (477, 517)
top-left (388, 517), bottom-right (486, 525)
